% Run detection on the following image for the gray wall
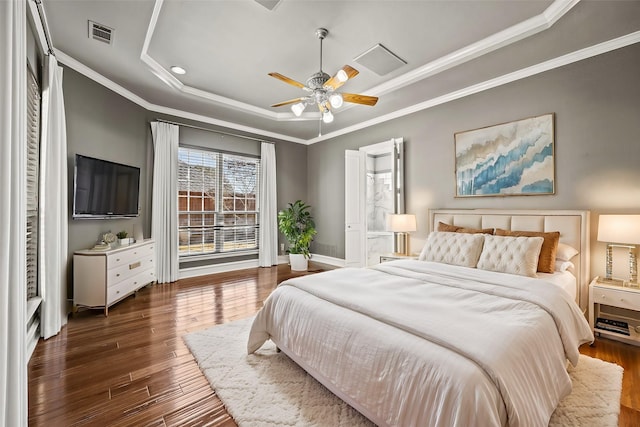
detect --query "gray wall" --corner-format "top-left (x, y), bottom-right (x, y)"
top-left (308, 43), bottom-right (640, 279)
top-left (64, 69), bottom-right (308, 285)
top-left (64, 41), bottom-right (640, 281)
top-left (64, 67), bottom-right (151, 268)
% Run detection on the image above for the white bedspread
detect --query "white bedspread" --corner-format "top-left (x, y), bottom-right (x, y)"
top-left (248, 261), bottom-right (593, 427)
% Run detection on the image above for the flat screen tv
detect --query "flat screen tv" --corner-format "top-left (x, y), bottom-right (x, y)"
top-left (73, 154), bottom-right (140, 219)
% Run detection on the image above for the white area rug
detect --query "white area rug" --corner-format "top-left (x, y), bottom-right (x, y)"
top-left (184, 317), bottom-right (623, 427)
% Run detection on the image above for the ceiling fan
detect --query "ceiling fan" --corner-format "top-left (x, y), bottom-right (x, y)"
top-left (269, 28), bottom-right (378, 124)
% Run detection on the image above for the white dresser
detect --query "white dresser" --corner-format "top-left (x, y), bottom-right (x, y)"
top-left (73, 239), bottom-right (156, 315)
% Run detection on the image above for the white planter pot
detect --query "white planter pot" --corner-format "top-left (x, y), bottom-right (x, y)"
top-left (289, 254), bottom-right (308, 271)
top-left (118, 238), bottom-right (131, 246)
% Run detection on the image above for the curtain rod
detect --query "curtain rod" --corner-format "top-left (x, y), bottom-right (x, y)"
top-left (154, 119), bottom-right (273, 144)
top-left (34, 0), bottom-right (55, 56)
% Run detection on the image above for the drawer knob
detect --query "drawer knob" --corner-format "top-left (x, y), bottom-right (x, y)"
top-left (116, 258), bottom-right (120, 262)
top-left (116, 274), bottom-right (120, 277)
top-left (601, 295), bottom-right (606, 299)
top-left (116, 290), bottom-right (120, 294)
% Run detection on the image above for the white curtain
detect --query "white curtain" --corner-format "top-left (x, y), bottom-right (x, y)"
top-left (150, 122), bottom-right (179, 283)
top-left (258, 142), bottom-right (278, 267)
top-left (39, 55), bottom-right (69, 339)
top-left (0, 0), bottom-right (28, 424)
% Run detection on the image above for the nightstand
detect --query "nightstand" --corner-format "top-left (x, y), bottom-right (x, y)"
top-left (379, 254), bottom-right (419, 263)
top-left (589, 277), bottom-right (640, 346)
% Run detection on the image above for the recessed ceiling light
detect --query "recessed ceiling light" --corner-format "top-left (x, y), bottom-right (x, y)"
top-left (170, 66), bottom-right (186, 75)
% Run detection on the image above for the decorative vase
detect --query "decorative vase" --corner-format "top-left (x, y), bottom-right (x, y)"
top-left (289, 254), bottom-right (308, 271)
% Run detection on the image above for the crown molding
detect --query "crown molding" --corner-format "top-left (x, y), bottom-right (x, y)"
top-left (140, 0), bottom-right (579, 121)
top-left (141, 0), bottom-right (282, 121)
top-left (55, 50), bottom-right (307, 144)
top-left (56, 29), bottom-right (640, 145)
top-left (346, 0), bottom-right (580, 102)
top-left (140, 1), bottom-right (322, 124)
top-left (307, 30), bottom-right (640, 144)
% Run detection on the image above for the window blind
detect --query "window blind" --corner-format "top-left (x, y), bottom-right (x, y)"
top-left (26, 66), bottom-right (41, 300)
top-left (178, 147), bottom-right (260, 258)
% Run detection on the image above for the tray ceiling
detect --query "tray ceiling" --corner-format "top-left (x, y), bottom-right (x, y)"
top-left (41, 0), bottom-right (640, 144)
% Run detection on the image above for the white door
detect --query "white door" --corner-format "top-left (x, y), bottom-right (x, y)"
top-left (345, 150), bottom-right (365, 267)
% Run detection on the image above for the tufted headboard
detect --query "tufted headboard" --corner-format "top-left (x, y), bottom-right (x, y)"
top-left (429, 209), bottom-right (590, 311)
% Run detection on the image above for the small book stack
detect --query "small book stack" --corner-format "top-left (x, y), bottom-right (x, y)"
top-left (595, 317), bottom-right (630, 336)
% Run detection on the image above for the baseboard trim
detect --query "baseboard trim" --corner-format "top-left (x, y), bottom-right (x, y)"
top-left (310, 254), bottom-right (346, 268)
top-left (178, 259), bottom-right (260, 279)
top-left (177, 254), bottom-right (345, 279)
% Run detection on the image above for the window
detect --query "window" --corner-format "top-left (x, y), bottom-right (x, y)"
top-left (26, 65), bottom-right (41, 300)
top-left (178, 147), bottom-right (259, 258)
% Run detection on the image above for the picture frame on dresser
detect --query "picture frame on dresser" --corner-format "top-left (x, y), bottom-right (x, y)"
top-left (454, 113), bottom-right (555, 197)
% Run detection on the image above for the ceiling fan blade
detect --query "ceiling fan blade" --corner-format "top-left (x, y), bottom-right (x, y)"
top-left (324, 65), bottom-right (360, 90)
top-left (268, 72), bottom-right (306, 89)
top-left (271, 97), bottom-right (306, 108)
top-left (342, 93), bottom-right (378, 106)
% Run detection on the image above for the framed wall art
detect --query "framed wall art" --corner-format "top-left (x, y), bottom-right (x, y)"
top-left (454, 113), bottom-right (555, 197)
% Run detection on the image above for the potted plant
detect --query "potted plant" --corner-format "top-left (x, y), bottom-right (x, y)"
top-left (116, 230), bottom-right (130, 246)
top-left (277, 200), bottom-right (317, 271)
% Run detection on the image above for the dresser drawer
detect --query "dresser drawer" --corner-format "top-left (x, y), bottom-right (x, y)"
top-left (106, 243), bottom-right (154, 270)
top-left (107, 256), bottom-right (154, 286)
top-left (592, 286), bottom-right (640, 311)
top-left (107, 268), bottom-right (155, 304)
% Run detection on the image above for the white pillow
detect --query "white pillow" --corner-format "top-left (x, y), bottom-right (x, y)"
top-left (556, 242), bottom-right (579, 261)
top-left (419, 231), bottom-right (484, 268)
top-left (477, 235), bottom-right (544, 278)
top-left (555, 260), bottom-right (575, 272)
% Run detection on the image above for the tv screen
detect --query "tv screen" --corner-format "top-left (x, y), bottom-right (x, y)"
top-left (73, 154), bottom-right (140, 219)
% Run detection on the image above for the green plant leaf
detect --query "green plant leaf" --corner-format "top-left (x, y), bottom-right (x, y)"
top-left (277, 200), bottom-right (317, 258)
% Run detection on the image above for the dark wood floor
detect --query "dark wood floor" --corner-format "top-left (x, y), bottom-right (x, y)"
top-left (28, 263), bottom-right (640, 426)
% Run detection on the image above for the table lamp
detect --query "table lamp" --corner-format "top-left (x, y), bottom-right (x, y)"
top-left (386, 214), bottom-right (416, 256)
top-left (597, 214), bottom-right (640, 284)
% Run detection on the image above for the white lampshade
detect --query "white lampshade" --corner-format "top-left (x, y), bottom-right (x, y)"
top-left (322, 110), bottom-right (334, 123)
top-left (385, 214), bottom-right (417, 232)
top-left (291, 102), bottom-right (306, 117)
top-left (597, 215), bottom-right (640, 244)
top-left (329, 93), bottom-right (343, 109)
top-left (336, 69), bottom-right (349, 83)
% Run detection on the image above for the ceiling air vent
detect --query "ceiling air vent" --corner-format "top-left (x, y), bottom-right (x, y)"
top-left (254, 0), bottom-right (281, 11)
top-left (88, 21), bottom-right (114, 45)
top-left (354, 44), bottom-right (406, 76)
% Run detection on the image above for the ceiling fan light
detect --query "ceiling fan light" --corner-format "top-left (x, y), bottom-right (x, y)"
top-left (329, 93), bottom-right (343, 109)
top-left (336, 69), bottom-right (349, 82)
top-left (322, 110), bottom-right (334, 123)
top-left (291, 102), bottom-right (306, 117)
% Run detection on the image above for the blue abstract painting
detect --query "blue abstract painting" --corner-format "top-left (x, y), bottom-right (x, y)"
top-left (455, 114), bottom-right (555, 197)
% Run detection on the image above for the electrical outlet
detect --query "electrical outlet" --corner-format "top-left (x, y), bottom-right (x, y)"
top-left (280, 243), bottom-right (285, 253)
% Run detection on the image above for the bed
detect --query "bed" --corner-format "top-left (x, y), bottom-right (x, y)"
top-left (248, 209), bottom-right (594, 427)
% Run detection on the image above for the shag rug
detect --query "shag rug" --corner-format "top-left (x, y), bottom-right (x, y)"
top-left (184, 317), bottom-right (623, 427)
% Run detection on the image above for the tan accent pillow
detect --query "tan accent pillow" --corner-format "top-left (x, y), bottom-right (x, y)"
top-left (494, 229), bottom-right (560, 274)
top-left (437, 221), bottom-right (493, 235)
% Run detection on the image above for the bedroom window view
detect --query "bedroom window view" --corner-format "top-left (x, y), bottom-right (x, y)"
top-left (177, 147), bottom-right (260, 258)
